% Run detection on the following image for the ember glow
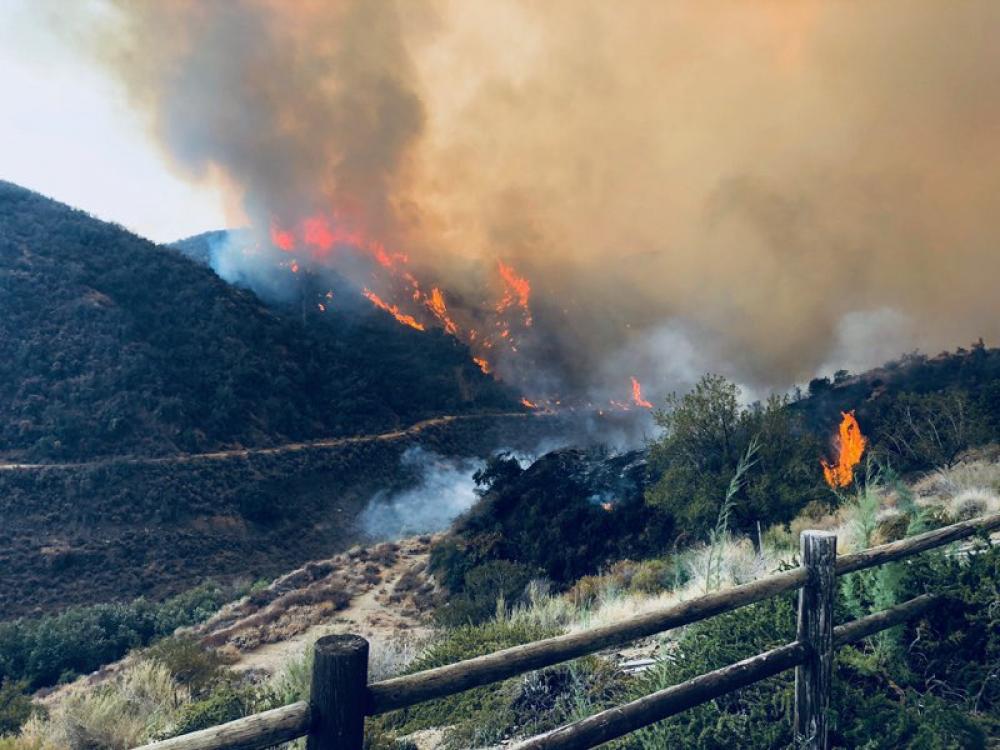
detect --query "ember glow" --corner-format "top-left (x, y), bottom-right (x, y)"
top-left (630, 377), bottom-right (653, 409)
top-left (821, 410), bottom-right (867, 488)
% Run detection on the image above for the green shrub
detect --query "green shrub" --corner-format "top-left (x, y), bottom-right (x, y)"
top-left (0, 582), bottom-right (235, 691)
top-left (168, 682), bottom-right (262, 738)
top-left (435, 560), bottom-right (538, 627)
top-left (144, 637), bottom-right (233, 698)
top-left (376, 619), bottom-right (558, 737)
top-left (0, 680), bottom-right (36, 736)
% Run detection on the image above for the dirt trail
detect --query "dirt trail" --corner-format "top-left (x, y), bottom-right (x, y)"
top-left (0, 412), bottom-right (530, 472)
top-left (193, 536), bottom-right (440, 675)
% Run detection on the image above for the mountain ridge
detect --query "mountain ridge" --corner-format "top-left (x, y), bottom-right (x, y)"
top-left (0, 181), bottom-right (516, 462)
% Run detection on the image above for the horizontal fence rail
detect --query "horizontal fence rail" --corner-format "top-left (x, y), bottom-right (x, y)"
top-left (510, 593), bottom-right (943, 750)
top-left (134, 702), bottom-right (311, 750)
top-left (132, 512), bottom-right (1000, 750)
top-left (368, 566), bottom-right (808, 714)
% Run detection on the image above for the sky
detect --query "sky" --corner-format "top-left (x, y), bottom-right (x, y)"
top-left (0, 0), bottom-right (227, 242)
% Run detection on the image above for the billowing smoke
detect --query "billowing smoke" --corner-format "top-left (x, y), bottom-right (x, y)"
top-left (68, 1), bottom-right (1000, 399)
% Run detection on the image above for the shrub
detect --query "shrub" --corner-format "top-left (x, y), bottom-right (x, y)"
top-left (646, 376), bottom-right (822, 541)
top-left (376, 619), bottom-right (558, 737)
top-left (168, 682), bottom-right (262, 738)
top-left (144, 637), bottom-right (233, 698)
top-left (53, 661), bottom-right (187, 750)
top-left (0, 680), bottom-right (36, 736)
top-left (0, 582), bottom-right (235, 691)
top-left (435, 560), bottom-right (538, 627)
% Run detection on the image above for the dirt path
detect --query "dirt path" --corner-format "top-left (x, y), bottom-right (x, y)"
top-left (0, 412), bottom-right (531, 472)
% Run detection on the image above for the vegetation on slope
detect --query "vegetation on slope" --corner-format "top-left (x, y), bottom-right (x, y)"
top-left (4, 455), bottom-right (997, 749)
top-left (432, 354), bottom-right (1000, 615)
top-left (0, 181), bottom-right (515, 462)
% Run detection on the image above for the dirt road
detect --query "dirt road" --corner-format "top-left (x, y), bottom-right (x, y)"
top-left (0, 411), bottom-right (533, 472)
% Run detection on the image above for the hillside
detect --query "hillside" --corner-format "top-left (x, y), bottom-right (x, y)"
top-left (8, 454), bottom-right (999, 748)
top-left (0, 181), bottom-right (516, 462)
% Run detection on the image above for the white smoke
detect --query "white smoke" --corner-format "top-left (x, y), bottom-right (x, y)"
top-left (359, 444), bottom-right (561, 541)
top-left (358, 447), bottom-right (487, 540)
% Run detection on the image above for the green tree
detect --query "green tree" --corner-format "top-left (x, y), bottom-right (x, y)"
top-left (645, 375), bottom-right (821, 540)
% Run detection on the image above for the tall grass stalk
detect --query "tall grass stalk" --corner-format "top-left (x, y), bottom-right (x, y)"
top-left (703, 437), bottom-right (760, 593)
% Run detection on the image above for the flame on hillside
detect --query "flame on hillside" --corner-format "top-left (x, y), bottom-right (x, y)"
top-left (362, 289), bottom-right (424, 331)
top-left (631, 377), bottom-right (653, 409)
top-left (821, 410), bottom-right (867, 488)
top-left (267, 211), bottom-right (536, 380)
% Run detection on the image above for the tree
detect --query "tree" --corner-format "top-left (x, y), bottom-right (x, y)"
top-left (876, 389), bottom-right (987, 469)
top-left (646, 375), bottom-right (822, 539)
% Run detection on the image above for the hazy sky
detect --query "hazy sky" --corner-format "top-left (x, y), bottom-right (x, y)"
top-left (0, 0), bottom-right (227, 242)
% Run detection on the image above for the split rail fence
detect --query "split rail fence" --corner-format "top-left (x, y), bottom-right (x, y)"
top-left (135, 511), bottom-right (1000, 750)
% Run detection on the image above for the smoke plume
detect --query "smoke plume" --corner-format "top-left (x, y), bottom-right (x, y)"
top-left (72, 1), bottom-right (1000, 398)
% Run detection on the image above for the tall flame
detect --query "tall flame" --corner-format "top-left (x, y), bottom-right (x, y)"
top-left (821, 410), bottom-right (867, 488)
top-left (631, 377), bottom-right (653, 408)
top-left (426, 287), bottom-right (459, 336)
top-left (496, 260), bottom-right (533, 326)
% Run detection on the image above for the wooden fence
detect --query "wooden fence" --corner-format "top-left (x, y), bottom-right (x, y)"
top-left (135, 512), bottom-right (1000, 750)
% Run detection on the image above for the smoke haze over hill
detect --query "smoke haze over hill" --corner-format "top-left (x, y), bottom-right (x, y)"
top-left (50, 0), bottom-right (1000, 400)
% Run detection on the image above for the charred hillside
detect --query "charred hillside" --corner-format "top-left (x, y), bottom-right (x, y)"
top-left (0, 182), bottom-right (516, 462)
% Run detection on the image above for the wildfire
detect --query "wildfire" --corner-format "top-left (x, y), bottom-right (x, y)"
top-left (521, 397), bottom-right (538, 409)
top-left (269, 214), bottom-right (541, 380)
top-left (600, 501), bottom-right (614, 512)
top-left (426, 288), bottom-right (459, 336)
top-left (271, 224), bottom-right (296, 252)
top-left (496, 260), bottom-right (533, 326)
top-left (631, 377), bottom-right (653, 408)
top-left (362, 289), bottom-right (425, 331)
top-left (821, 410), bottom-right (867, 488)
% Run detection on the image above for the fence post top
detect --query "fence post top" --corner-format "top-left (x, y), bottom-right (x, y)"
top-left (801, 530), bottom-right (837, 539)
top-left (314, 634), bottom-right (368, 653)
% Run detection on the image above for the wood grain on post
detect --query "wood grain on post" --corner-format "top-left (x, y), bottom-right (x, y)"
top-left (795, 531), bottom-right (836, 750)
top-left (308, 634), bottom-right (369, 750)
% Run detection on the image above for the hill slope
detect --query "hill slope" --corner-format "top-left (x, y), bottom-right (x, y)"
top-left (0, 181), bottom-right (515, 461)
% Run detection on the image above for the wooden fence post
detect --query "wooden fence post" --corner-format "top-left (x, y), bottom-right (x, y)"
top-left (794, 530), bottom-right (836, 749)
top-left (308, 634), bottom-right (369, 750)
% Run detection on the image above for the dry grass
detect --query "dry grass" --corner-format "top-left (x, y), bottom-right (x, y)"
top-left (22, 661), bottom-right (187, 750)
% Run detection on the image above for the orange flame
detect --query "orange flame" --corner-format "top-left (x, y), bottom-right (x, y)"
top-left (521, 397), bottom-right (538, 409)
top-left (631, 377), bottom-right (653, 409)
top-left (600, 501), bottom-right (614, 512)
top-left (362, 289), bottom-right (425, 331)
top-left (427, 288), bottom-right (459, 336)
top-left (821, 410), bottom-right (867, 488)
top-left (268, 214), bottom-right (544, 379)
top-left (496, 260), bottom-right (533, 326)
